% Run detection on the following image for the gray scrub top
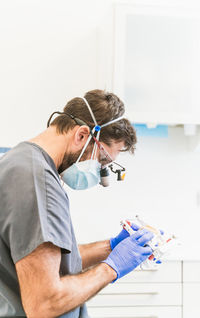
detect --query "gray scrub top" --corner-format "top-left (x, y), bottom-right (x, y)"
top-left (0, 141), bottom-right (90, 318)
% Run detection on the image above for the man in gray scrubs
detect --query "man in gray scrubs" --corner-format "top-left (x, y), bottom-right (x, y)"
top-left (0, 89), bottom-right (154, 317)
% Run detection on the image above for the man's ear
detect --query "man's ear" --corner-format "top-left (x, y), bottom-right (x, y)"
top-left (74, 125), bottom-right (90, 146)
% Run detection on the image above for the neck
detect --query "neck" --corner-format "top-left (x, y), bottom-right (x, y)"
top-left (28, 126), bottom-right (69, 169)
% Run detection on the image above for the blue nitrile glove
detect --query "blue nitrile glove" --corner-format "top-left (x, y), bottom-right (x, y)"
top-left (103, 229), bottom-right (154, 282)
top-left (110, 222), bottom-right (140, 250)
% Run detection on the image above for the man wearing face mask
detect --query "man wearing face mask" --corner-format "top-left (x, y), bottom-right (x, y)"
top-left (0, 89), bottom-right (154, 318)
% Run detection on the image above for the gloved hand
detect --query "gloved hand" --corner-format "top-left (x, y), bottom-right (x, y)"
top-left (110, 222), bottom-right (140, 250)
top-left (103, 229), bottom-right (154, 282)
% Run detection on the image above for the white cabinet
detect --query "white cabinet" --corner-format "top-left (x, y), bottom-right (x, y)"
top-left (88, 306), bottom-right (182, 318)
top-left (183, 261), bottom-right (200, 317)
top-left (87, 261), bottom-right (182, 318)
top-left (112, 1), bottom-right (200, 125)
top-left (183, 260), bottom-right (200, 282)
top-left (120, 261), bottom-right (181, 283)
top-left (88, 283), bottom-right (181, 307)
top-left (87, 260), bottom-right (200, 317)
top-left (183, 283), bottom-right (200, 317)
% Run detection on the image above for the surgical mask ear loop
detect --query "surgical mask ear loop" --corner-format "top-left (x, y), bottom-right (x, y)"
top-left (76, 133), bottom-right (93, 163)
top-left (75, 125), bottom-right (98, 163)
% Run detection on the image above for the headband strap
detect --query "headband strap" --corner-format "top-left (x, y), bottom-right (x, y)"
top-left (80, 97), bottom-right (98, 126)
top-left (79, 97), bottom-right (124, 129)
top-left (48, 97), bottom-right (125, 137)
top-left (101, 116), bottom-right (124, 128)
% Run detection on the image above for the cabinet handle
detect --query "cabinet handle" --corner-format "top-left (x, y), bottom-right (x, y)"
top-left (135, 269), bottom-right (158, 272)
top-left (126, 316), bottom-right (158, 318)
top-left (127, 317), bottom-right (158, 318)
top-left (95, 316), bottom-right (158, 318)
top-left (99, 292), bottom-right (159, 296)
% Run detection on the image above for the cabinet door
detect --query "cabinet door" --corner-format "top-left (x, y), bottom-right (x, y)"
top-left (87, 283), bottom-right (182, 307)
top-left (183, 283), bottom-right (200, 317)
top-left (183, 261), bottom-right (200, 282)
top-left (113, 3), bottom-right (200, 125)
top-left (120, 261), bottom-right (181, 283)
top-left (87, 306), bottom-right (182, 318)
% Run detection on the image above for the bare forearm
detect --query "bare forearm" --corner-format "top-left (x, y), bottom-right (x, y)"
top-left (17, 243), bottom-right (115, 318)
top-left (79, 240), bottom-right (111, 269)
top-left (45, 263), bottom-right (116, 318)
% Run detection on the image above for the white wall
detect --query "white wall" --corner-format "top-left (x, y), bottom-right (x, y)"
top-left (0, 0), bottom-right (113, 146)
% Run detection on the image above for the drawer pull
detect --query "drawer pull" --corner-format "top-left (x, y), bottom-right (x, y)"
top-left (94, 316), bottom-right (158, 318)
top-left (99, 292), bottom-right (158, 296)
top-left (135, 269), bottom-right (158, 272)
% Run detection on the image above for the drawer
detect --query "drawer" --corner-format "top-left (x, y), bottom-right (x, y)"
top-left (183, 283), bottom-right (200, 317)
top-left (183, 261), bottom-right (200, 282)
top-left (119, 261), bottom-right (181, 283)
top-left (87, 283), bottom-right (182, 307)
top-left (87, 306), bottom-right (182, 318)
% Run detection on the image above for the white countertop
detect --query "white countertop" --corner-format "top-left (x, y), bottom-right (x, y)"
top-left (162, 240), bottom-right (200, 261)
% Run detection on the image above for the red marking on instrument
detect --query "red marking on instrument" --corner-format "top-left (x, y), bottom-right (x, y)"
top-left (166, 238), bottom-right (172, 243)
top-left (149, 254), bottom-right (154, 260)
top-left (126, 220), bottom-right (131, 226)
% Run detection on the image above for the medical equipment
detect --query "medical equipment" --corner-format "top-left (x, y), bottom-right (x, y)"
top-left (110, 221), bottom-right (139, 250)
top-left (91, 132), bottom-right (126, 185)
top-left (100, 166), bottom-right (110, 187)
top-left (120, 216), bottom-right (178, 270)
top-left (103, 228), bottom-right (153, 282)
top-left (109, 162), bottom-right (126, 181)
top-left (100, 161), bottom-right (126, 187)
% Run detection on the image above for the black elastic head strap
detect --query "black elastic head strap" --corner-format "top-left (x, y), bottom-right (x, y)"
top-left (47, 111), bottom-right (88, 128)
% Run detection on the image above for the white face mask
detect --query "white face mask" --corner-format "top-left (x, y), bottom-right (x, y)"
top-left (60, 97), bottom-right (124, 190)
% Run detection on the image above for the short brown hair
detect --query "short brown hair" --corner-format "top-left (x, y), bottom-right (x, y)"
top-left (50, 89), bottom-right (137, 153)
